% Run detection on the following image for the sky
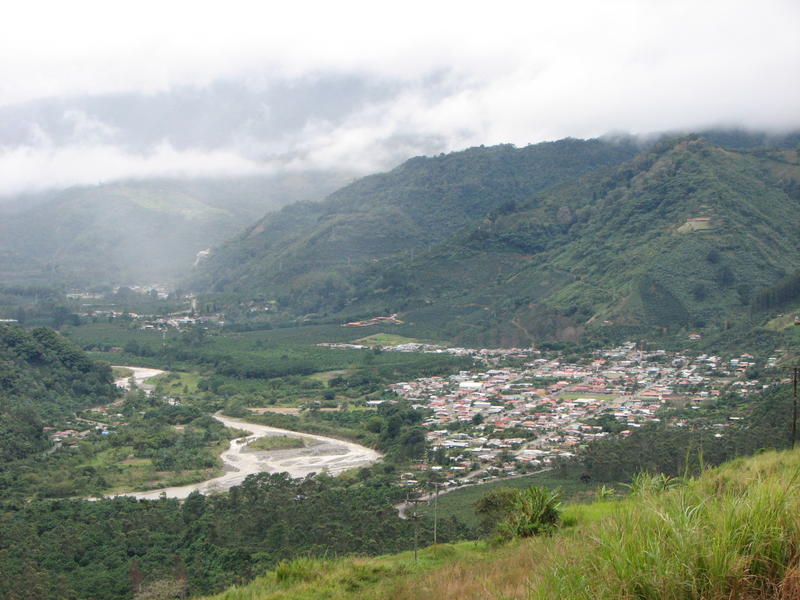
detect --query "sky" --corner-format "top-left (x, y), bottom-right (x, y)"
top-left (1, 0), bottom-right (798, 197)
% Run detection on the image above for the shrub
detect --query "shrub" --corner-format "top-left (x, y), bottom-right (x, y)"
top-left (497, 485), bottom-right (562, 539)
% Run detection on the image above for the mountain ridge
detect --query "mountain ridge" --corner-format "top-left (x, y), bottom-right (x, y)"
top-left (192, 134), bottom-right (800, 347)
top-left (191, 137), bottom-right (641, 303)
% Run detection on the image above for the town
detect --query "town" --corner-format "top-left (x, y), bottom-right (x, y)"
top-left (372, 341), bottom-right (771, 488)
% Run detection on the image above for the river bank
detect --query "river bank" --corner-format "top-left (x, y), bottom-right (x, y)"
top-left (105, 367), bottom-right (382, 500)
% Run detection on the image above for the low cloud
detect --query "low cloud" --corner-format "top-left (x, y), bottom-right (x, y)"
top-left (0, 141), bottom-right (268, 197)
top-left (1, 0), bottom-right (798, 196)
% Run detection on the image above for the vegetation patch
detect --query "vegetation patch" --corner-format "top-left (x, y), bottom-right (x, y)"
top-left (150, 370), bottom-right (202, 395)
top-left (111, 366), bottom-right (134, 379)
top-left (764, 310), bottom-right (800, 331)
top-left (247, 435), bottom-right (306, 451)
top-left (308, 369), bottom-right (353, 383)
top-left (202, 448), bottom-right (800, 600)
top-left (415, 468), bottom-right (609, 528)
top-left (199, 544), bottom-right (488, 600)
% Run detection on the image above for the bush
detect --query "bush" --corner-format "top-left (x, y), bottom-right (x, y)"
top-left (496, 485), bottom-right (562, 539)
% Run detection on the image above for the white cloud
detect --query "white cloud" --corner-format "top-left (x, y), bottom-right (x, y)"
top-left (0, 0), bottom-right (798, 193)
top-left (0, 142), bottom-right (268, 196)
top-left (62, 110), bottom-right (119, 144)
top-left (2, 0), bottom-right (798, 104)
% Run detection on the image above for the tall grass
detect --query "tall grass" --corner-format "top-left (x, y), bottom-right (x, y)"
top-left (530, 449), bottom-right (800, 599)
top-left (200, 544), bottom-right (488, 600)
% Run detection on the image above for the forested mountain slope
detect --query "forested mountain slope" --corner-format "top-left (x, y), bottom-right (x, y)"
top-left (0, 324), bottom-right (116, 460)
top-left (192, 136), bottom-right (800, 347)
top-left (190, 137), bottom-right (640, 304)
top-left (385, 137), bottom-right (800, 344)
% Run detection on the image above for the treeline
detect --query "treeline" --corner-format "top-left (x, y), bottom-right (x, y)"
top-left (0, 324), bottom-right (116, 461)
top-left (118, 336), bottom-right (472, 383)
top-left (0, 283), bottom-right (63, 301)
top-left (0, 471), bottom-right (469, 600)
top-left (578, 384), bottom-right (794, 481)
top-left (752, 269), bottom-right (800, 311)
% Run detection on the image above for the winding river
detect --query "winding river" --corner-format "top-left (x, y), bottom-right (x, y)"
top-left (107, 367), bottom-right (382, 500)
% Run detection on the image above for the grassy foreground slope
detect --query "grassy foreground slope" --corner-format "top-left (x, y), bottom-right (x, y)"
top-left (202, 447), bottom-right (800, 600)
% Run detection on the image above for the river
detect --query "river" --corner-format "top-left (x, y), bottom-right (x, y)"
top-left (105, 367), bottom-right (382, 500)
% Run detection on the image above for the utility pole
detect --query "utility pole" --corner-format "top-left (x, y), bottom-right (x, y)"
top-left (406, 492), bottom-right (424, 563)
top-left (432, 482), bottom-right (440, 545)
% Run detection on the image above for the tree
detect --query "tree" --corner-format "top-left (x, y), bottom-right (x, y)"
top-left (474, 486), bottom-right (519, 533)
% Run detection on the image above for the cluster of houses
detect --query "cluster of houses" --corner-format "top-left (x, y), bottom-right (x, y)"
top-left (382, 341), bottom-right (772, 486)
top-left (73, 309), bottom-right (223, 331)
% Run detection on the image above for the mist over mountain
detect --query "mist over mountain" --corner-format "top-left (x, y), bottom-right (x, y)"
top-left (0, 171), bottom-right (352, 287)
top-left (0, 76), bottom-right (439, 198)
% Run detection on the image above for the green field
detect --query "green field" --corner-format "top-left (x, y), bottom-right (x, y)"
top-left (111, 366), bottom-right (134, 379)
top-left (150, 370), bottom-right (202, 395)
top-left (676, 218), bottom-right (715, 233)
top-left (415, 468), bottom-right (616, 527)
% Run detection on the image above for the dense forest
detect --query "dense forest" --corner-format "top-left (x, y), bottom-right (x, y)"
top-left (0, 470), bottom-right (468, 600)
top-left (0, 324), bottom-right (116, 461)
top-left (190, 137), bottom-right (640, 308)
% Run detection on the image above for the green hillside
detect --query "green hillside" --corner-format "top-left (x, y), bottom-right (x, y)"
top-left (197, 446), bottom-right (800, 600)
top-left (190, 137), bottom-right (639, 308)
top-left (0, 172), bottom-right (351, 286)
top-left (191, 135), bottom-right (800, 348)
top-left (384, 137), bottom-right (800, 345)
top-left (0, 324), bottom-right (116, 461)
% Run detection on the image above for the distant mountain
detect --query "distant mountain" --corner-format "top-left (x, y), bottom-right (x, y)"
top-left (0, 171), bottom-right (353, 287)
top-left (192, 134), bottom-right (800, 346)
top-left (190, 137), bottom-right (640, 301)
